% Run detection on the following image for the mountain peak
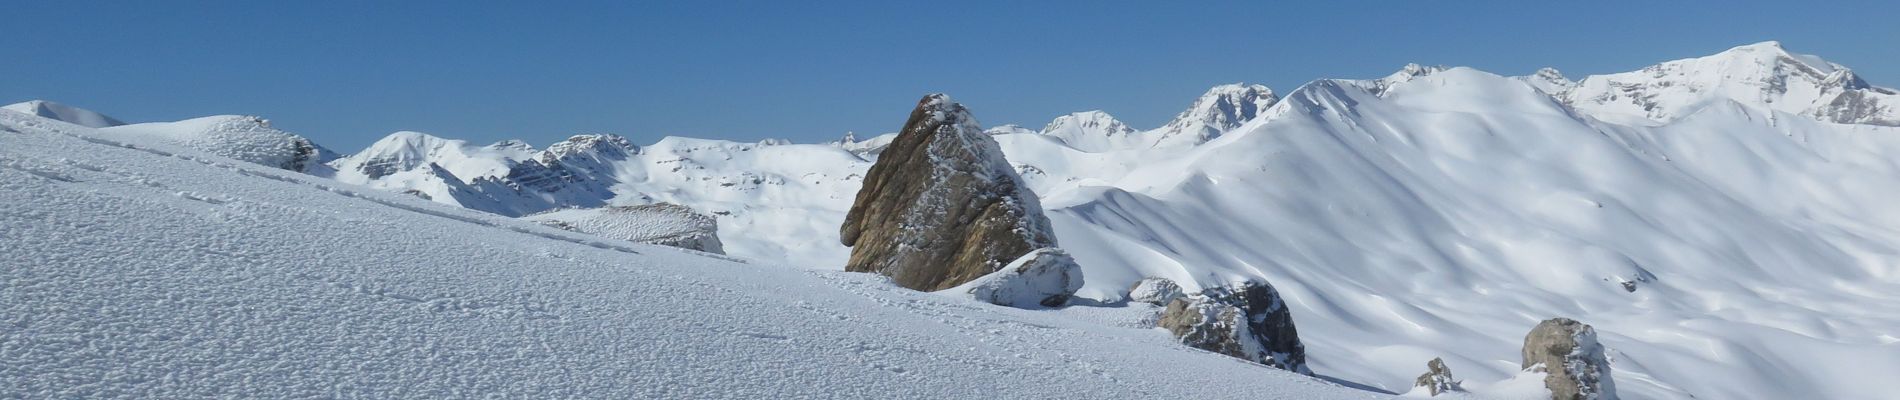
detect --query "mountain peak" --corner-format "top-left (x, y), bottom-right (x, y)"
top-left (1156, 83), bottom-right (1279, 146)
top-left (1564, 41), bottom-right (1895, 126)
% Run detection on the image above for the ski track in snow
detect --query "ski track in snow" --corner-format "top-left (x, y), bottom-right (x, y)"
top-left (0, 110), bottom-right (1375, 398)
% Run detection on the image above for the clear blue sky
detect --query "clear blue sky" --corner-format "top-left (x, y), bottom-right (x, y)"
top-left (6, 1), bottom-right (1896, 152)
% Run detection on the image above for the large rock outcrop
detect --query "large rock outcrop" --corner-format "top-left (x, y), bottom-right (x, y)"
top-left (1522, 318), bottom-right (1618, 400)
top-left (1156, 280), bottom-right (1308, 373)
top-left (944, 248), bottom-right (1082, 308)
top-left (840, 94), bottom-right (1056, 291)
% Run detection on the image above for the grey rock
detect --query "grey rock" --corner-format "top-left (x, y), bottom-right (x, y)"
top-left (841, 94), bottom-right (1056, 291)
top-left (1413, 357), bottom-right (1462, 396)
top-left (948, 248), bottom-right (1083, 308)
top-left (1156, 280), bottom-right (1308, 374)
top-left (1127, 277), bottom-right (1184, 305)
top-left (1522, 318), bottom-right (1618, 400)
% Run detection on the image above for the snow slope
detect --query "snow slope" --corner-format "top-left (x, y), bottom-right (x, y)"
top-left (1047, 67), bottom-right (1900, 399)
top-left (0, 109), bottom-right (1375, 398)
top-left (2, 100), bottom-right (126, 128)
top-left (98, 115), bottom-right (340, 175)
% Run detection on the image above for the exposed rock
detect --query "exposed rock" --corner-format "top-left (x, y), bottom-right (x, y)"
top-left (523, 203), bottom-right (725, 254)
top-left (1156, 280), bottom-right (1308, 373)
top-left (1127, 277), bottom-right (1184, 305)
top-left (1413, 357), bottom-right (1463, 396)
top-left (943, 248), bottom-right (1082, 308)
top-left (1522, 318), bottom-right (1618, 400)
top-left (1155, 84), bottom-right (1279, 147)
top-left (840, 94), bottom-right (1056, 291)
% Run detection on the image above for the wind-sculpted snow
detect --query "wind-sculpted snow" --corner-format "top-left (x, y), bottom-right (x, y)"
top-left (0, 109), bottom-right (1374, 398)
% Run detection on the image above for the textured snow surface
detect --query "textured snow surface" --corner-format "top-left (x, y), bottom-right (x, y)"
top-left (524, 203), bottom-right (725, 254)
top-left (0, 111), bottom-right (1374, 398)
top-left (96, 115), bottom-right (338, 174)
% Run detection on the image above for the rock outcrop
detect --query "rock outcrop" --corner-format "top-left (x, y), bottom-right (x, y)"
top-left (841, 94), bottom-right (1056, 291)
top-left (1413, 357), bottom-right (1463, 396)
top-left (1127, 277), bottom-right (1184, 305)
top-left (1156, 280), bottom-right (1308, 373)
top-left (524, 203), bottom-right (725, 254)
top-left (944, 248), bottom-right (1082, 308)
top-left (1522, 318), bottom-right (1618, 400)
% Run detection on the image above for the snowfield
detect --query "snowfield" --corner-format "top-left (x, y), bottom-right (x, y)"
top-left (0, 112), bottom-right (1372, 398)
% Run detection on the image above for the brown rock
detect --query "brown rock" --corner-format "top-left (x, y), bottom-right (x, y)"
top-left (840, 94), bottom-right (1055, 291)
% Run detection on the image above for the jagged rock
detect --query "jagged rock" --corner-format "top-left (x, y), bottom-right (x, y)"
top-left (1413, 357), bottom-right (1463, 396)
top-left (1127, 277), bottom-right (1184, 305)
top-left (944, 248), bottom-right (1082, 308)
top-left (1522, 318), bottom-right (1618, 400)
top-left (523, 203), bottom-right (725, 254)
top-left (1156, 280), bottom-right (1308, 373)
top-left (840, 94), bottom-right (1056, 291)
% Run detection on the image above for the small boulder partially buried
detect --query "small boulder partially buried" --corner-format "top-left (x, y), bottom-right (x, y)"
top-left (1413, 357), bottom-right (1463, 396)
top-left (841, 94), bottom-right (1056, 291)
top-left (1522, 318), bottom-right (1618, 400)
top-left (1156, 280), bottom-right (1308, 374)
top-left (1128, 277), bottom-right (1185, 305)
top-left (944, 248), bottom-right (1083, 308)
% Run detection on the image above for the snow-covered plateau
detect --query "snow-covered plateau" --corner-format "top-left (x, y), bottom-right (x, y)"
top-left (7, 41), bottom-right (1900, 398)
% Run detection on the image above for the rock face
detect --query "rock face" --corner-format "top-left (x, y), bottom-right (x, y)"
top-left (945, 248), bottom-right (1082, 308)
top-left (1522, 318), bottom-right (1618, 400)
top-left (1155, 280), bottom-right (1308, 373)
top-left (524, 203), bottom-right (725, 254)
top-left (1127, 277), bottom-right (1184, 305)
top-left (840, 94), bottom-right (1056, 291)
top-left (1413, 357), bottom-right (1463, 396)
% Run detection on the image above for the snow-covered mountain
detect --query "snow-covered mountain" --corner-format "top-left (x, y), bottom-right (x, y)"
top-left (9, 41), bottom-right (1900, 399)
top-left (1558, 41), bottom-right (1898, 126)
top-left (0, 109), bottom-right (1370, 398)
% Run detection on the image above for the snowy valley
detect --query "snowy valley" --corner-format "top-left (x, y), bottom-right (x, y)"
top-left (6, 41), bottom-right (1900, 399)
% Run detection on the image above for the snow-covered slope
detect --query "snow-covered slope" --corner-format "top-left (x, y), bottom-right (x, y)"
top-left (524, 203), bottom-right (725, 254)
top-left (2, 100), bottom-right (125, 128)
top-left (0, 109), bottom-right (1374, 399)
top-left (97, 115), bottom-right (339, 175)
top-left (1047, 67), bottom-right (1900, 399)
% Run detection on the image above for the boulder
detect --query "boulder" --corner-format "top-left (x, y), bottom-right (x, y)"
top-left (1522, 318), bottom-right (1618, 400)
top-left (1413, 357), bottom-right (1463, 396)
top-left (1128, 277), bottom-right (1184, 305)
top-left (1156, 280), bottom-right (1309, 373)
top-left (944, 248), bottom-right (1083, 308)
top-left (840, 94), bottom-right (1056, 291)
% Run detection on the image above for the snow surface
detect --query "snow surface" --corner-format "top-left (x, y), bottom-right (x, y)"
top-left (2, 100), bottom-right (125, 128)
top-left (523, 203), bottom-right (725, 254)
top-left (0, 109), bottom-right (1375, 398)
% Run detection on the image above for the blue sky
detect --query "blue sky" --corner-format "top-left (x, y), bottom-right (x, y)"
top-left (6, 1), bottom-right (1895, 151)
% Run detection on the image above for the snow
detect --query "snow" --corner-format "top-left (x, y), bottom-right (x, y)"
top-left (2, 100), bottom-right (126, 128)
top-left (94, 115), bottom-right (338, 174)
top-left (0, 109), bottom-right (1374, 398)
top-left (523, 203), bottom-right (725, 254)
